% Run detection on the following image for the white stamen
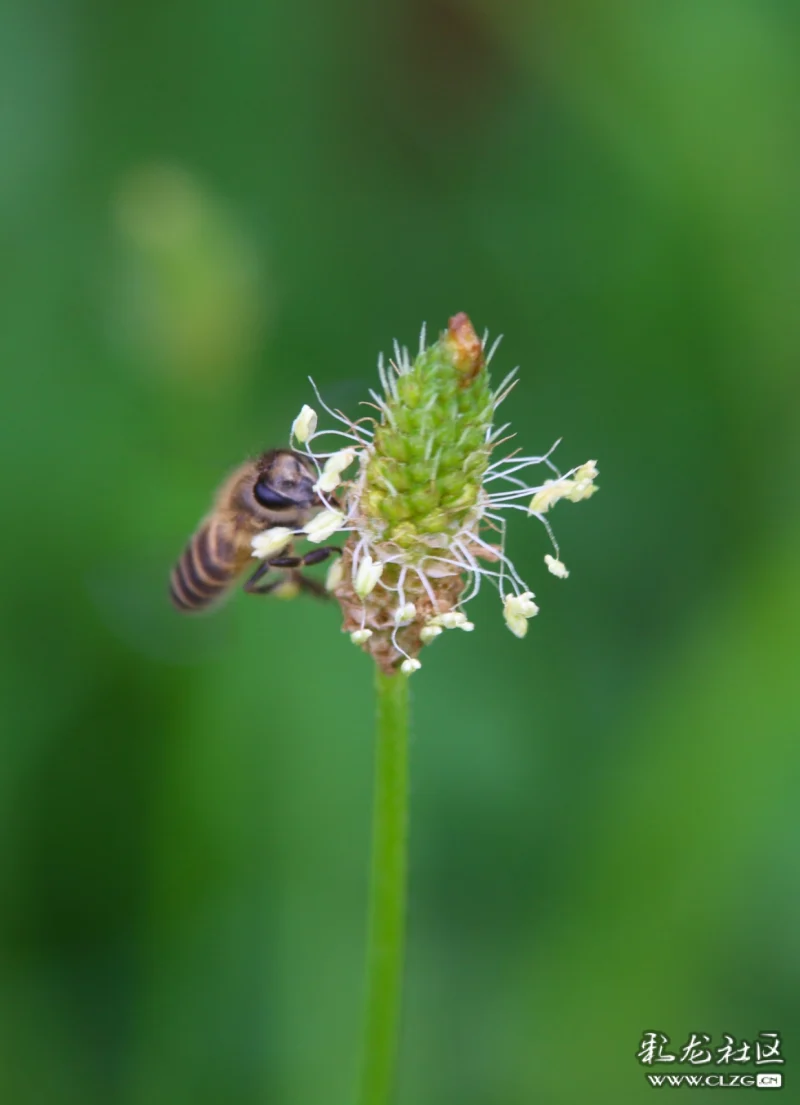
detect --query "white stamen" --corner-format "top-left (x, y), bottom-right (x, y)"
top-left (251, 527), bottom-right (295, 559)
top-left (545, 554), bottom-right (569, 578)
top-left (350, 629), bottom-right (373, 644)
top-left (486, 438), bottom-right (561, 477)
top-left (504, 612), bottom-right (529, 638)
top-left (400, 658), bottom-right (421, 675)
top-left (395, 602), bottom-right (416, 625)
top-left (308, 377), bottom-right (360, 431)
top-left (428, 611), bottom-right (467, 629)
top-left (511, 591), bottom-right (539, 618)
top-left (420, 625), bottom-right (443, 643)
top-left (575, 459), bottom-right (598, 481)
top-left (566, 473), bottom-right (599, 502)
top-left (290, 404), bottom-right (318, 444)
top-left (413, 564), bottom-right (438, 607)
top-left (503, 591), bottom-right (539, 638)
top-left (303, 509), bottom-right (345, 543)
top-left (314, 448), bottom-right (357, 494)
top-left (325, 558), bottom-right (344, 591)
top-left (355, 554), bottom-right (384, 598)
top-left (528, 478), bottom-right (574, 514)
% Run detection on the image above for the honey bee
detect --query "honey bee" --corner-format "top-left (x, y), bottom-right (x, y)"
top-left (170, 449), bottom-right (339, 612)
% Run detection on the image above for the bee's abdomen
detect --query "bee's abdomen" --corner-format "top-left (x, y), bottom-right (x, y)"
top-left (170, 523), bottom-right (238, 612)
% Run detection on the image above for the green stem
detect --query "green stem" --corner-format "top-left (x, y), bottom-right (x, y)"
top-left (358, 668), bottom-right (411, 1105)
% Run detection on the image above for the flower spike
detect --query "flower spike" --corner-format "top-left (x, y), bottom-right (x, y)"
top-left (283, 313), bottom-right (598, 673)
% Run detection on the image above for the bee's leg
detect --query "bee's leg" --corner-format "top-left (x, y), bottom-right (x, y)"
top-left (244, 559), bottom-right (297, 597)
top-left (246, 578), bottom-right (296, 597)
top-left (292, 570), bottom-right (329, 599)
top-left (245, 569), bottom-right (328, 599)
top-left (245, 548), bottom-right (341, 597)
top-left (268, 546), bottom-right (342, 570)
top-left (243, 559), bottom-right (272, 593)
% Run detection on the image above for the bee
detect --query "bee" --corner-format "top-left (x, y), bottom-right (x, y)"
top-left (170, 449), bottom-right (339, 612)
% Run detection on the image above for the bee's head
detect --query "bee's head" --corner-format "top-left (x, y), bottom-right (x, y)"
top-left (250, 449), bottom-right (321, 514)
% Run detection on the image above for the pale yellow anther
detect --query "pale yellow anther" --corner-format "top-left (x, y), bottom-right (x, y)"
top-left (395, 602), bottom-right (417, 625)
top-left (503, 591), bottom-right (539, 637)
top-left (504, 614), bottom-right (529, 638)
top-left (314, 448), bottom-right (357, 494)
top-left (290, 404), bottom-right (318, 444)
top-left (514, 591), bottom-right (539, 617)
top-left (400, 658), bottom-right (422, 675)
top-left (565, 460), bottom-right (599, 503)
top-left (544, 554), bottom-right (569, 578)
top-left (303, 509), bottom-right (345, 543)
top-left (251, 526), bottom-right (295, 559)
top-left (528, 478), bottom-right (574, 515)
top-left (350, 628), bottom-right (373, 645)
top-left (575, 459), bottom-right (599, 481)
top-left (272, 580), bottom-right (301, 600)
top-left (458, 621), bottom-right (475, 632)
top-left (354, 554), bottom-right (384, 598)
top-left (565, 479), bottom-right (598, 503)
top-left (420, 625), bottom-right (443, 644)
top-left (325, 558), bottom-right (344, 591)
top-left (428, 611), bottom-right (468, 629)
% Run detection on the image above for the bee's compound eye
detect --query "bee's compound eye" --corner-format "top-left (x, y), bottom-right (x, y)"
top-left (254, 478), bottom-right (295, 509)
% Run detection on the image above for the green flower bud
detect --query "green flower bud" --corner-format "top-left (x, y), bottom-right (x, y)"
top-left (358, 313), bottom-right (491, 557)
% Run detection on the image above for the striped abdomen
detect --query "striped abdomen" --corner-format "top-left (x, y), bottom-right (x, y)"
top-left (170, 521), bottom-right (242, 612)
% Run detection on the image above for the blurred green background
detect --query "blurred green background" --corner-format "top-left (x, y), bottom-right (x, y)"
top-left (2, 1), bottom-right (798, 1102)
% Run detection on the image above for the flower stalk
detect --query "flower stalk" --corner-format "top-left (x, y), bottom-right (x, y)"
top-left (358, 667), bottom-right (410, 1105)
